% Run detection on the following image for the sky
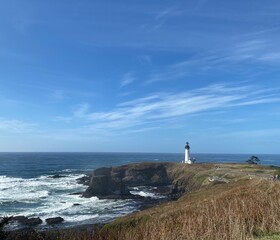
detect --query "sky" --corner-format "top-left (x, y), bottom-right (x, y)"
top-left (0, 0), bottom-right (280, 153)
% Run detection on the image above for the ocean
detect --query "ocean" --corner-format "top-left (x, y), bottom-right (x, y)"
top-left (0, 152), bottom-right (279, 229)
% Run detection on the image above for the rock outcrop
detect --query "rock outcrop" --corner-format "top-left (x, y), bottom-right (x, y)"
top-left (76, 174), bottom-right (91, 185)
top-left (45, 217), bottom-right (64, 225)
top-left (49, 174), bottom-right (67, 179)
top-left (16, 217), bottom-right (43, 226)
top-left (83, 162), bottom-right (173, 198)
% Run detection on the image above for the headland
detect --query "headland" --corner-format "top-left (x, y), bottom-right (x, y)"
top-left (2, 161), bottom-right (280, 240)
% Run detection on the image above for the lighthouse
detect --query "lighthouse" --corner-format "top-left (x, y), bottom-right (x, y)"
top-left (184, 142), bottom-right (192, 164)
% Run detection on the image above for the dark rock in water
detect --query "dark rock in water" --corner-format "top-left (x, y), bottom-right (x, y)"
top-left (119, 163), bottom-right (171, 186)
top-left (83, 162), bottom-right (172, 198)
top-left (96, 194), bottom-right (145, 200)
top-left (49, 174), bottom-right (67, 179)
top-left (69, 192), bottom-right (83, 195)
top-left (10, 216), bottom-right (28, 223)
top-left (45, 217), bottom-right (64, 225)
top-left (22, 217), bottom-right (43, 226)
top-left (76, 175), bottom-right (91, 185)
top-left (154, 185), bottom-right (173, 195)
top-left (11, 216), bottom-right (43, 226)
top-left (73, 203), bottom-right (81, 206)
top-left (83, 173), bottom-right (131, 198)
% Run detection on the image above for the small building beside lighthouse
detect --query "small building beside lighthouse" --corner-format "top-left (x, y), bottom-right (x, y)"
top-left (184, 142), bottom-right (193, 164)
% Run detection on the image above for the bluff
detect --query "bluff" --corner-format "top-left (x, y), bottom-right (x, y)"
top-left (91, 163), bottom-right (280, 240)
top-left (83, 162), bottom-right (173, 198)
top-left (82, 162), bottom-right (217, 199)
top-left (83, 161), bottom-right (278, 200)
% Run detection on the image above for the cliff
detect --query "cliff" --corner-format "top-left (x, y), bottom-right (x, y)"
top-left (88, 162), bottom-right (280, 240)
top-left (3, 162), bottom-right (280, 240)
top-left (83, 161), bottom-right (275, 200)
top-left (83, 162), bottom-right (173, 198)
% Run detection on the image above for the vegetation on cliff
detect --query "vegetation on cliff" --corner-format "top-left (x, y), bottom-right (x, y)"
top-left (2, 162), bottom-right (280, 240)
top-left (93, 163), bottom-right (280, 240)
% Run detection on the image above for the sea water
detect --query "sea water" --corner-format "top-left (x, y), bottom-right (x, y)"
top-left (0, 152), bottom-right (279, 229)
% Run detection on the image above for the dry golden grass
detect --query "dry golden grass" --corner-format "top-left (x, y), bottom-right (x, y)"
top-left (95, 179), bottom-right (280, 240)
top-left (4, 163), bottom-right (280, 240)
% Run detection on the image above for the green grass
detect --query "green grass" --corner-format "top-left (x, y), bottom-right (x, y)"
top-left (255, 234), bottom-right (280, 240)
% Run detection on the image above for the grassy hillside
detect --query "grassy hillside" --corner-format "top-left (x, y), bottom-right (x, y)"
top-left (93, 163), bottom-right (280, 240)
top-left (3, 163), bottom-right (280, 240)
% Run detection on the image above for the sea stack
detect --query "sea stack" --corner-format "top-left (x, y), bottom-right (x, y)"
top-left (184, 142), bottom-right (192, 164)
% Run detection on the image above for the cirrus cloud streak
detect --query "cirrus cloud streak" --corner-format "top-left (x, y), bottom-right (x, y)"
top-left (71, 83), bottom-right (280, 134)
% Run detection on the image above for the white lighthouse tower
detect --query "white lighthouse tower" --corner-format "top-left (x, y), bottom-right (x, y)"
top-left (184, 142), bottom-right (192, 164)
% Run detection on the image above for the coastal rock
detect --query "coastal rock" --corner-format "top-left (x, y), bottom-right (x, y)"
top-left (49, 174), bottom-right (67, 179)
top-left (11, 216), bottom-right (43, 226)
top-left (68, 192), bottom-right (83, 195)
top-left (23, 217), bottom-right (43, 226)
top-left (208, 176), bottom-right (230, 184)
top-left (171, 180), bottom-right (187, 195)
top-left (45, 217), bottom-right (64, 225)
top-left (83, 162), bottom-right (172, 198)
top-left (73, 203), bottom-right (81, 206)
top-left (83, 174), bottom-right (130, 198)
top-left (76, 174), bottom-right (91, 185)
top-left (119, 163), bottom-right (171, 186)
top-left (10, 216), bottom-right (28, 223)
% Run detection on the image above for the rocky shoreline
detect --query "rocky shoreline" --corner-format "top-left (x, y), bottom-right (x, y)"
top-left (2, 162), bottom-right (183, 234)
top-left (3, 161), bottom-right (237, 232)
top-left (2, 162), bottom-right (279, 239)
top-left (82, 162), bottom-right (182, 199)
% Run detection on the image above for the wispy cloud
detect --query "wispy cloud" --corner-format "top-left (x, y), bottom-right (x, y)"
top-left (118, 91), bottom-right (136, 97)
top-left (53, 116), bottom-right (72, 123)
top-left (50, 90), bottom-right (65, 101)
top-left (47, 88), bottom-right (95, 101)
top-left (144, 55), bottom-right (231, 84)
top-left (0, 98), bottom-right (22, 108)
top-left (138, 55), bottom-right (152, 65)
top-left (145, 58), bottom-right (205, 84)
top-left (240, 27), bottom-right (280, 38)
top-left (233, 97), bottom-right (280, 106)
top-left (0, 118), bottom-right (36, 133)
top-left (73, 103), bottom-right (90, 118)
top-left (141, 6), bottom-right (178, 32)
top-left (227, 39), bottom-right (280, 66)
top-left (69, 83), bottom-right (280, 134)
top-left (144, 38), bottom-right (280, 84)
top-left (120, 72), bottom-right (136, 88)
top-left (194, 0), bottom-right (210, 10)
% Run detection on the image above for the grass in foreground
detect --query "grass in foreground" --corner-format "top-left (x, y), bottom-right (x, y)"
top-left (94, 178), bottom-right (280, 240)
top-left (3, 163), bottom-right (280, 240)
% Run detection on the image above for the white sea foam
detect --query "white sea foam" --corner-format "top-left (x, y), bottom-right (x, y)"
top-left (130, 185), bottom-right (165, 198)
top-left (130, 190), bottom-right (156, 198)
top-left (0, 174), bottom-right (87, 204)
top-left (0, 173), bottom-right (139, 228)
top-left (59, 168), bottom-right (92, 173)
top-left (0, 174), bottom-right (86, 208)
top-left (61, 214), bottom-right (99, 223)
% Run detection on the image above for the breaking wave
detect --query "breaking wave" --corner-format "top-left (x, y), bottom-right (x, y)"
top-left (0, 173), bottom-right (140, 229)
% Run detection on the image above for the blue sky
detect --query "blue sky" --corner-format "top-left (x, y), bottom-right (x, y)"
top-left (1, 0), bottom-right (280, 153)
